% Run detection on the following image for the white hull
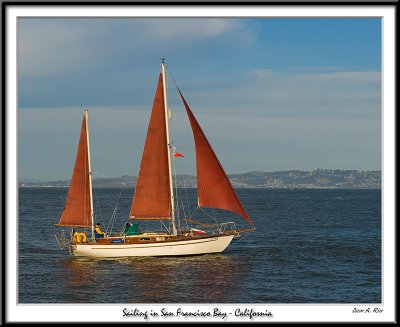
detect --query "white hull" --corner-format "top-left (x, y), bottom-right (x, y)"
top-left (71, 234), bottom-right (235, 258)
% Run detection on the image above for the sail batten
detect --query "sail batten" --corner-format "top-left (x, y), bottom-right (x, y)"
top-left (178, 89), bottom-right (253, 225)
top-left (130, 73), bottom-right (172, 219)
top-left (57, 113), bottom-right (92, 228)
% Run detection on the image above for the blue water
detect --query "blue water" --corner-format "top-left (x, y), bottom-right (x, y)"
top-left (18, 187), bottom-right (381, 303)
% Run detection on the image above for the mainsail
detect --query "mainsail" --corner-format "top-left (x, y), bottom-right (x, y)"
top-left (178, 89), bottom-right (253, 225)
top-left (130, 73), bottom-right (172, 220)
top-left (57, 111), bottom-right (92, 228)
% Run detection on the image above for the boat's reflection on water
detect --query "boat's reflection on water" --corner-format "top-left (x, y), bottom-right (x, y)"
top-left (58, 253), bottom-right (248, 303)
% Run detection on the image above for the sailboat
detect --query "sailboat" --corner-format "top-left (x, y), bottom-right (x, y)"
top-left (55, 60), bottom-right (254, 257)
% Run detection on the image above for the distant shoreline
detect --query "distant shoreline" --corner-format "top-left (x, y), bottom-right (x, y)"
top-left (18, 186), bottom-right (381, 190)
top-left (19, 169), bottom-right (381, 190)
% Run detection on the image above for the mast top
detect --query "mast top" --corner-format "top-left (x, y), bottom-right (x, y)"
top-left (160, 58), bottom-right (167, 70)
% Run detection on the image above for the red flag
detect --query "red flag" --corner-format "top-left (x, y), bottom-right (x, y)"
top-left (173, 151), bottom-right (184, 158)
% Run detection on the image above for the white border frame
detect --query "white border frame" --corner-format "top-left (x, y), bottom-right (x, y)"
top-left (5, 5), bottom-right (395, 323)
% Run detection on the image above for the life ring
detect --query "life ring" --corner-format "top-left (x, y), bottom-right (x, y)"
top-left (80, 232), bottom-right (87, 243)
top-left (73, 232), bottom-right (87, 243)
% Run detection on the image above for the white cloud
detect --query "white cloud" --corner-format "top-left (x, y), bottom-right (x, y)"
top-left (138, 19), bottom-right (247, 40)
top-left (249, 69), bottom-right (276, 78)
top-left (291, 66), bottom-right (346, 71)
top-left (18, 20), bottom-right (97, 77)
top-left (18, 18), bottom-right (256, 78)
top-left (18, 106), bottom-right (152, 180)
top-left (180, 69), bottom-right (381, 121)
top-left (288, 71), bottom-right (381, 85)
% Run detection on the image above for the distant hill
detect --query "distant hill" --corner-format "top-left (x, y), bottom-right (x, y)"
top-left (19, 169), bottom-right (381, 189)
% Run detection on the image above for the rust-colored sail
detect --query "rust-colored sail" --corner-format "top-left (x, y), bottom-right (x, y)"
top-left (178, 90), bottom-right (253, 225)
top-left (57, 113), bottom-right (92, 227)
top-left (130, 73), bottom-right (172, 219)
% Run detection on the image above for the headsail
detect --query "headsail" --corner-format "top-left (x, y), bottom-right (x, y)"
top-left (178, 89), bottom-right (253, 225)
top-left (57, 111), bottom-right (92, 228)
top-left (130, 73), bottom-right (172, 220)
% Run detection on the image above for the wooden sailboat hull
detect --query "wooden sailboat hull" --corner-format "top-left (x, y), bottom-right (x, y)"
top-left (70, 234), bottom-right (235, 258)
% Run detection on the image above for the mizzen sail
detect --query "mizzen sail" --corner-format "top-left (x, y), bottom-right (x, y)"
top-left (130, 73), bottom-right (172, 219)
top-left (57, 112), bottom-right (92, 227)
top-left (178, 90), bottom-right (253, 225)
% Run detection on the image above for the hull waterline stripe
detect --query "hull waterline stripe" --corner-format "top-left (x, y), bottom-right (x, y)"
top-left (77, 237), bottom-right (222, 250)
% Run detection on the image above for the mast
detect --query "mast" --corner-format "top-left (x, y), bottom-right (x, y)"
top-left (161, 60), bottom-right (177, 236)
top-left (85, 110), bottom-right (95, 240)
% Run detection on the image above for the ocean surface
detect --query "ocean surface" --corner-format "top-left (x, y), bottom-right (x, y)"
top-left (18, 187), bottom-right (381, 304)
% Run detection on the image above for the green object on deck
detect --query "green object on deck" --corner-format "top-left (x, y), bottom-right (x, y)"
top-left (124, 223), bottom-right (140, 236)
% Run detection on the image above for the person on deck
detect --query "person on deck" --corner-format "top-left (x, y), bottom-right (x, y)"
top-left (94, 223), bottom-right (105, 240)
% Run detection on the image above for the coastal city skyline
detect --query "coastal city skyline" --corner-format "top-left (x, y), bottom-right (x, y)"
top-left (19, 169), bottom-right (382, 190)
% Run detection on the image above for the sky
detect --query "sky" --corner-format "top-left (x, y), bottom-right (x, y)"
top-left (17, 14), bottom-right (383, 181)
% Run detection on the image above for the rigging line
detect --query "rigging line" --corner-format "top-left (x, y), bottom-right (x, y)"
top-left (173, 158), bottom-right (189, 231)
top-left (184, 184), bottom-right (191, 219)
top-left (107, 187), bottom-right (123, 235)
top-left (179, 175), bottom-right (191, 231)
top-left (179, 193), bottom-right (189, 231)
top-left (169, 131), bottom-right (186, 232)
top-left (206, 188), bottom-right (218, 222)
top-left (165, 66), bottom-right (194, 231)
top-left (210, 205), bottom-right (217, 221)
top-left (170, 160), bottom-right (178, 231)
top-left (160, 220), bottom-right (170, 233)
top-left (165, 67), bottom-right (220, 231)
top-left (165, 69), bottom-right (178, 235)
top-left (197, 185), bottom-right (218, 224)
top-left (199, 206), bottom-right (219, 225)
top-left (171, 150), bottom-right (182, 230)
top-left (165, 65), bottom-right (179, 90)
top-left (234, 231), bottom-right (252, 244)
top-left (93, 190), bottom-right (104, 224)
top-left (182, 218), bottom-right (216, 228)
top-left (189, 205), bottom-right (199, 219)
top-left (165, 65), bottom-right (191, 99)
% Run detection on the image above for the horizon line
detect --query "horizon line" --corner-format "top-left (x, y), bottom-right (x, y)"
top-left (19, 168), bottom-right (382, 183)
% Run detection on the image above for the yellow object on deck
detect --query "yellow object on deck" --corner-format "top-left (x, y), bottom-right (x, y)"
top-left (74, 232), bottom-right (87, 243)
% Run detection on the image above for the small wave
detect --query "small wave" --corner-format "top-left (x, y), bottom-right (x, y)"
top-left (308, 271), bottom-right (323, 277)
top-left (20, 245), bottom-right (59, 255)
